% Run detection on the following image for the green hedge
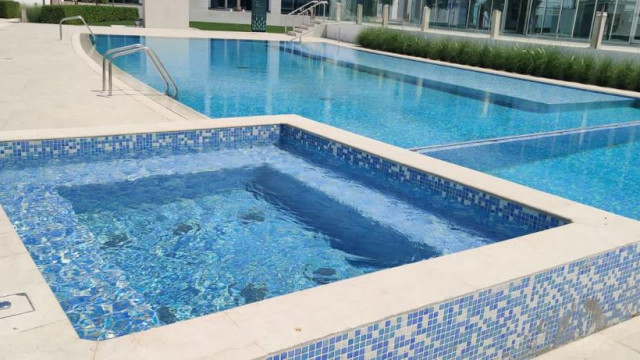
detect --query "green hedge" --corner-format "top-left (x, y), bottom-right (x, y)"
top-left (0, 1), bottom-right (21, 19)
top-left (39, 5), bottom-right (138, 24)
top-left (357, 27), bottom-right (640, 92)
top-left (25, 6), bottom-right (42, 22)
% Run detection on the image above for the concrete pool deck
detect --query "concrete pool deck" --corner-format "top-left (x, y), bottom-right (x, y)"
top-left (1, 20), bottom-right (640, 360)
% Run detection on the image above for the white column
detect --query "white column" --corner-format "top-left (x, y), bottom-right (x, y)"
top-left (421, 6), bottom-right (430, 31)
top-left (490, 9), bottom-right (501, 39)
top-left (590, 11), bottom-right (607, 49)
top-left (382, 4), bottom-right (389, 27)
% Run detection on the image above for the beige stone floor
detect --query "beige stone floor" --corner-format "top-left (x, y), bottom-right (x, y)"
top-left (536, 316), bottom-right (640, 359)
top-left (0, 22), bottom-right (179, 132)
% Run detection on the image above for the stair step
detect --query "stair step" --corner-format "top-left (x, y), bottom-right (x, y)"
top-left (294, 28), bottom-right (305, 33)
top-left (287, 31), bottom-right (297, 36)
top-left (313, 19), bottom-right (323, 24)
top-left (296, 25), bottom-right (310, 30)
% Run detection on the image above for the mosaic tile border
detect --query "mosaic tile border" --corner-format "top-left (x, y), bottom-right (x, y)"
top-left (265, 241), bottom-right (640, 360)
top-left (280, 125), bottom-right (566, 233)
top-left (0, 125), bottom-right (280, 164)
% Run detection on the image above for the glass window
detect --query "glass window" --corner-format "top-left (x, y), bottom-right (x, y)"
top-left (528, 0), bottom-right (548, 34)
top-left (211, 0), bottom-right (226, 8)
top-left (604, 0), bottom-right (637, 41)
top-left (541, 0), bottom-right (562, 34)
top-left (503, 0), bottom-right (528, 33)
top-left (213, 0), bottom-right (270, 11)
top-left (468, 0), bottom-right (492, 29)
top-left (573, 0), bottom-right (597, 38)
top-left (556, 0), bottom-right (577, 36)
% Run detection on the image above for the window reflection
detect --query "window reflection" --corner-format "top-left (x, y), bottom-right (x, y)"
top-left (351, 0), bottom-right (640, 43)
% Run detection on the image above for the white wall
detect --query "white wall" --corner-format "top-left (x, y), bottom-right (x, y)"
top-left (144, 0), bottom-right (189, 29)
top-left (190, 0), bottom-right (286, 26)
top-left (325, 23), bottom-right (364, 43)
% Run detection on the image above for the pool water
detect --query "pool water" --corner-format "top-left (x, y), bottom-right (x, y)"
top-left (0, 142), bottom-right (532, 340)
top-left (426, 124), bottom-right (640, 220)
top-left (94, 36), bottom-right (640, 148)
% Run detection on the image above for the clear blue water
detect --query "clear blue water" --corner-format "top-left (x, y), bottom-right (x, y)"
top-left (426, 123), bottom-right (640, 220)
top-left (0, 144), bottom-right (531, 339)
top-left (94, 35), bottom-right (640, 148)
top-left (287, 42), bottom-right (633, 109)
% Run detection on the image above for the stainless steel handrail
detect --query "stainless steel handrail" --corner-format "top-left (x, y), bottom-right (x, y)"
top-left (59, 15), bottom-right (96, 42)
top-left (102, 44), bottom-right (178, 99)
top-left (102, 44), bottom-right (145, 91)
top-left (284, 0), bottom-right (328, 37)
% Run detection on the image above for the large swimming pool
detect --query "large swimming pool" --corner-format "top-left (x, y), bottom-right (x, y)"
top-left (94, 35), bottom-right (640, 149)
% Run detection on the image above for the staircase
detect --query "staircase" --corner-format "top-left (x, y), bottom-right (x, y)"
top-left (285, 1), bottom-right (328, 43)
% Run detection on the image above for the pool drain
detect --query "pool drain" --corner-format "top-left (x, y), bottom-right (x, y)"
top-left (0, 301), bottom-right (11, 310)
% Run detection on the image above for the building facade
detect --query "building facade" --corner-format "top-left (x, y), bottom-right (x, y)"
top-left (347, 0), bottom-right (640, 43)
top-left (190, 0), bottom-right (639, 44)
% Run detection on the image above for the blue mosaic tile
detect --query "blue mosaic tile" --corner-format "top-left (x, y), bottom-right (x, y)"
top-left (265, 243), bottom-right (640, 360)
top-left (0, 125), bottom-right (280, 165)
top-left (279, 125), bottom-right (566, 233)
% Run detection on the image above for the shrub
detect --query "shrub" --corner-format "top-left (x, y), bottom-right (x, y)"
top-left (501, 46), bottom-right (521, 73)
top-left (612, 61), bottom-right (634, 90)
top-left (629, 64), bottom-right (640, 92)
top-left (465, 43), bottom-right (485, 67)
top-left (486, 46), bottom-right (507, 71)
top-left (455, 41), bottom-right (475, 66)
top-left (356, 27), bottom-right (637, 92)
top-left (542, 50), bottom-right (566, 80)
top-left (0, 1), bottom-right (21, 19)
top-left (25, 5), bottom-right (42, 22)
top-left (39, 5), bottom-right (138, 24)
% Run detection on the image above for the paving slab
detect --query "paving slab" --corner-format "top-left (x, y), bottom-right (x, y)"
top-left (0, 22), bottom-right (186, 131)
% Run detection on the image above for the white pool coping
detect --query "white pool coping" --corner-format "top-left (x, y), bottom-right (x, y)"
top-left (1, 22), bottom-right (640, 360)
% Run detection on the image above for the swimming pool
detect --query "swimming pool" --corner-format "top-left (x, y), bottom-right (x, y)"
top-left (425, 122), bottom-right (640, 220)
top-left (0, 124), bottom-right (562, 340)
top-left (94, 35), bottom-right (640, 149)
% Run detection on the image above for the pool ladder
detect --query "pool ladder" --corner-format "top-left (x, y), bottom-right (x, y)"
top-left (59, 15), bottom-right (96, 43)
top-left (102, 44), bottom-right (179, 100)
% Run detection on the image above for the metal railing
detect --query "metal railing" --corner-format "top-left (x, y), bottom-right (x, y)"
top-left (102, 44), bottom-right (179, 99)
top-left (285, 0), bottom-right (328, 42)
top-left (59, 15), bottom-right (96, 42)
